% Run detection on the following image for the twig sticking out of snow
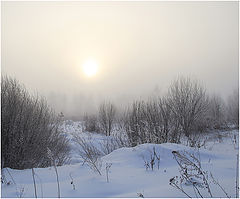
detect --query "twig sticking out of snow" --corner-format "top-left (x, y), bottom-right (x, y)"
top-left (16, 186), bottom-right (25, 198)
top-left (31, 168), bottom-right (37, 198)
top-left (106, 163), bottom-right (112, 183)
top-left (210, 172), bottom-right (230, 198)
top-left (137, 192), bottom-right (144, 198)
top-left (236, 153), bottom-right (239, 198)
top-left (34, 172), bottom-right (43, 198)
top-left (171, 150), bottom-right (212, 198)
top-left (153, 147), bottom-right (160, 170)
top-left (169, 177), bottom-right (191, 198)
top-left (69, 173), bottom-right (75, 190)
top-left (5, 168), bottom-right (16, 185)
top-left (141, 147), bottom-right (161, 171)
top-left (47, 147), bottom-right (61, 198)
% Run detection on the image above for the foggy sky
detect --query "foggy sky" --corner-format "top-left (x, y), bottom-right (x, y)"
top-left (2, 1), bottom-right (239, 118)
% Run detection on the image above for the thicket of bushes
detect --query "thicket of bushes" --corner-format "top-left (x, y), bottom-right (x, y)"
top-left (83, 77), bottom-right (239, 147)
top-left (1, 76), bottom-right (70, 169)
top-left (124, 78), bottom-right (238, 147)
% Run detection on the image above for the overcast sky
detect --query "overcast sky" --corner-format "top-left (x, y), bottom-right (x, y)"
top-left (2, 1), bottom-right (239, 118)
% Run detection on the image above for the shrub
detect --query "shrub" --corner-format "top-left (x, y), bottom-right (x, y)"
top-left (124, 98), bottom-right (173, 146)
top-left (98, 101), bottom-right (116, 136)
top-left (100, 134), bottom-right (130, 155)
top-left (226, 89), bottom-right (239, 127)
top-left (83, 114), bottom-right (100, 133)
top-left (167, 77), bottom-right (209, 137)
top-left (1, 76), bottom-right (70, 169)
top-left (73, 134), bottom-right (102, 175)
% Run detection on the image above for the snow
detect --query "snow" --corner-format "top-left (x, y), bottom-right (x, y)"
top-left (1, 121), bottom-right (239, 198)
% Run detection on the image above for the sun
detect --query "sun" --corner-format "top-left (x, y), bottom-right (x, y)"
top-left (82, 60), bottom-right (98, 77)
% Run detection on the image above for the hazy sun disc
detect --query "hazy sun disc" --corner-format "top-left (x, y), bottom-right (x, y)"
top-left (82, 60), bottom-right (98, 77)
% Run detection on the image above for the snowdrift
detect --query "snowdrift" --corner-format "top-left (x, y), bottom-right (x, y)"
top-left (2, 138), bottom-right (237, 198)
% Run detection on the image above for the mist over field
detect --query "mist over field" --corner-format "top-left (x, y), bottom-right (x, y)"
top-left (2, 2), bottom-right (239, 198)
top-left (2, 1), bottom-right (239, 118)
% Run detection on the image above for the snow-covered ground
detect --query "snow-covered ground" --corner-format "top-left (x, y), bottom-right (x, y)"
top-left (1, 121), bottom-right (239, 198)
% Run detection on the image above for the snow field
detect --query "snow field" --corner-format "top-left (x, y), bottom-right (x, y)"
top-left (2, 121), bottom-right (239, 198)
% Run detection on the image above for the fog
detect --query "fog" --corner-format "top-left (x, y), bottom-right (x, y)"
top-left (2, 1), bottom-right (239, 119)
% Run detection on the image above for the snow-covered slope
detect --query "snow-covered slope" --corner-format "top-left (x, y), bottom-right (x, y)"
top-left (1, 121), bottom-right (239, 198)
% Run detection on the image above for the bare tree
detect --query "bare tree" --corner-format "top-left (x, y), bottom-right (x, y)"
top-left (98, 101), bottom-right (116, 136)
top-left (167, 77), bottom-right (209, 137)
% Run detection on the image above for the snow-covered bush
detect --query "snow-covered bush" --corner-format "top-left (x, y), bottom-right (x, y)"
top-left (1, 75), bottom-right (70, 169)
top-left (124, 98), bottom-right (174, 146)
